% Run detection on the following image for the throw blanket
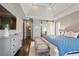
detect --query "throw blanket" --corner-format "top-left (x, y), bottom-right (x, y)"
top-left (43, 35), bottom-right (79, 56)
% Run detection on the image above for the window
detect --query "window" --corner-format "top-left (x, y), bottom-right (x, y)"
top-left (41, 20), bottom-right (55, 36)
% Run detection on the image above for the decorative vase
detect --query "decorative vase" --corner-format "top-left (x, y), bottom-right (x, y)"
top-left (4, 24), bottom-right (9, 37)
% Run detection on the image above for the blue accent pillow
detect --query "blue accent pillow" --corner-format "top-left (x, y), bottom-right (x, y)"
top-left (77, 35), bottom-right (79, 38)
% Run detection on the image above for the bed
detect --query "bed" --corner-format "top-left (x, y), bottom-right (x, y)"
top-left (42, 35), bottom-right (79, 56)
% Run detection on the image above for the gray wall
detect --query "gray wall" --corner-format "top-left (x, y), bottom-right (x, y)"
top-left (33, 19), bottom-right (41, 39)
top-left (58, 11), bottom-right (79, 32)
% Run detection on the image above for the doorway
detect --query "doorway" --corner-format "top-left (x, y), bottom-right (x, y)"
top-left (23, 19), bottom-right (33, 39)
top-left (26, 20), bottom-right (33, 38)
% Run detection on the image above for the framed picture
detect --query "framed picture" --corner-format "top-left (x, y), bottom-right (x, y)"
top-left (0, 16), bottom-right (16, 30)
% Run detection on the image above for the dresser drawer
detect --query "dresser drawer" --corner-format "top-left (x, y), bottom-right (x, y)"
top-left (10, 34), bottom-right (22, 56)
top-left (11, 38), bottom-right (16, 44)
top-left (10, 48), bottom-right (16, 56)
top-left (10, 43), bottom-right (17, 56)
top-left (0, 39), bottom-right (11, 56)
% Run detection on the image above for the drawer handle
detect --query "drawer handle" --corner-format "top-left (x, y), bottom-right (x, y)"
top-left (13, 51), bottom-right (15, 53)
top-left (13, 44), bottom-right (15, 46)
top-left (13, 39), bottom-right (15, 41)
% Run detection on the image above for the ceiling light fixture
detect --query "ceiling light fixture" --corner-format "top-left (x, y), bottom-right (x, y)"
top-left (53, 4), bottom-right (56, 10)
top-left (48, 7), bottom-right (52, 10)
top-left (32, 3), bottom-right (37, 5)
top-left (32, 3), bottom-right (39, 8)
top-left (32, 5), bottom-right (38, 8)
top-left (40, 23), bottom-right (42, 26)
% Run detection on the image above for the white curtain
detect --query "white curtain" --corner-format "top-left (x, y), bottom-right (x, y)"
top-left (41, 21), bottom-right (55, 36)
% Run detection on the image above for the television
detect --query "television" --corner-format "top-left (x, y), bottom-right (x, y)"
top-left (0, 16), bottom-right (16, 30)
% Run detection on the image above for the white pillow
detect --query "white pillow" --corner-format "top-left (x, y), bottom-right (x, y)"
top-left (64, 31), bottom-right (79, 38)
top-left (72, 32), bottom-right (79, 38)
top-left (64, 31), bottom-right (74, 37)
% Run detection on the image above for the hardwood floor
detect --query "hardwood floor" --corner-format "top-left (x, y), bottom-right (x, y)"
top-left (15, 36), bottom-right (32, 56)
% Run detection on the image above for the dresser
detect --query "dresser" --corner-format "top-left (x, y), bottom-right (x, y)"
top-left (0, 33), bottom-right (23, 56)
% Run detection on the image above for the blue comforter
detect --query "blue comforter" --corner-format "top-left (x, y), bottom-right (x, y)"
top-left (43, 35), bottom-right (79, 56)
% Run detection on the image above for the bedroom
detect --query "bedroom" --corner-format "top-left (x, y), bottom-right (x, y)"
top-left (29, 3), bottom-right (79, 56)
top-left (0, 3), bottom-right (79, 56)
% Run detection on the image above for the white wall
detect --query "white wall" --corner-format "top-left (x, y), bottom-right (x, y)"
top-left (0, 17), bottom-right (23, 36)
top-left (16, 17), bottom-right (23, 33)
top-left (33, 19), bottom-right (41, 39)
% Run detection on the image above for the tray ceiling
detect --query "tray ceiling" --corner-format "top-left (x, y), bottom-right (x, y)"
top-left (1, 3), bottom-right (79, 20)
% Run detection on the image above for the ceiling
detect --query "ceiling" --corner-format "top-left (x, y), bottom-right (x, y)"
top-left (32, 3), bottom-right (55, 8)
top-left (1, 3), bottom-right (79, 20)
top-left (26, 3), bottom-right (74, 19)
top-left (0, 5), bottom-right (15, 17)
